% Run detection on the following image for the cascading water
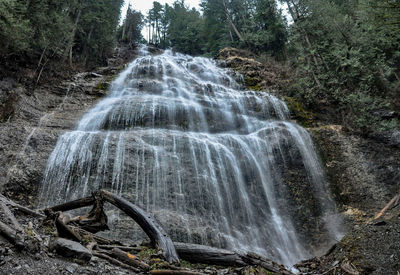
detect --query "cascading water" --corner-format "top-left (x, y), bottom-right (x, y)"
top-left (40, 46), bottom-right (342, 266)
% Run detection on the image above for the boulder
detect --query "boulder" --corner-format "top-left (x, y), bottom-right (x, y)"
top-left (51, 238), bottom-right (92, 262)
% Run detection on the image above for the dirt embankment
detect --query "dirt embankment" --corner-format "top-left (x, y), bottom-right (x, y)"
top-left (218, 47), bottom-right (400, 275)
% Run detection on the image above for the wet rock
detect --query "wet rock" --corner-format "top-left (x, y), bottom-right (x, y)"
top-left (310, 125), bottom-right (400, 217)
top-left (389, 130), bottom-right (400, 146)
top-left (50, 238), bottom-right (92, 262)
top-left (0, 55), bottom-right (129, 204)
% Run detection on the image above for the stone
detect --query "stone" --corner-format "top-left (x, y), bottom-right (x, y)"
top-left (65, 263), bottom-right (79, 273)
top-left (51, 238), bottom-right (92, 262)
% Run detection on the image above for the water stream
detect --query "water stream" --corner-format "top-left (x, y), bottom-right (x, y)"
top-left (40, 46), bottom-right (342, 266)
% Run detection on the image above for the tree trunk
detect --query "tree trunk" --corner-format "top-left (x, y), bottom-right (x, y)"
top-left (100, 190), bottom-right (179, 264)
top-left (285, 0), bottom-right (322, 88)
top-left (222, 0), bottom-right (245, 42)
top-left (173, 242), bottom-right (293, 275)
top-left (111, 248), bottom-right (150, 270)
top-left (173, 242), bottom-right (246, 266)
top-left (65, 4), bottom-right (83, 67)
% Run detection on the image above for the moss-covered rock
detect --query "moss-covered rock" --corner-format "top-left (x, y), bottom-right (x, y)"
top-left (283, 96), bottom-right (315, 127)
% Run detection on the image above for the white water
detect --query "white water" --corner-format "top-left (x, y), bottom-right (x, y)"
top-left (40, 46), bottom-right (341, 266)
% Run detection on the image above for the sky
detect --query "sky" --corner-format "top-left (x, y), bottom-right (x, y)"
top-left (121, 0), bottom-right (290, 41)
top-left (121, 0), bottom-right (201, 20)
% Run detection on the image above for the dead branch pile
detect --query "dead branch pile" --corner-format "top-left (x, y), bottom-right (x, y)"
top-left (0, 190), bottom-right (293, 274)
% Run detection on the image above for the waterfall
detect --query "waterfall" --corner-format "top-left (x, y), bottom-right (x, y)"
top-left (40, 46), bottom-right (342, 266)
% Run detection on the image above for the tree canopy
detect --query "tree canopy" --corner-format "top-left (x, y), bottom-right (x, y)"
top-left (0, 0), bottom-right (126, 67)
top-left (1, 0), bottom-right (398, 133)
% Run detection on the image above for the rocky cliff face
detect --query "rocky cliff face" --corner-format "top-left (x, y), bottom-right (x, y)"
top-left (218, 47), bottom-right (400, 219)
top-left (0, 47), bottom-right (137, 206)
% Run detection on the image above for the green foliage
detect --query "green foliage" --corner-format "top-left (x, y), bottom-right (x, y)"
top-left (0, 0), bottom-right (31, 55)
top-left (0, 0), bottom-right (72, 58)
top-left (146, 0), bottom-right (287, 57)
top-left (244, 0), bottom-right (288, 58)
top-left (146, 1), bottom-right (205, 55)
top-left (201, 0), bottom-right (288, 57)
top-left (118, 5), bottom-right (144, 47)
top-left (73, 0), bottom-right (124, 65)
top-left (284, 0), bottom-right (400, 134)
top-left (166, 2), bottom-right (205, 55)
top-left (138, 247), bottom-right (157, 259)
top-left (0, 0), bottom-right (125, 67)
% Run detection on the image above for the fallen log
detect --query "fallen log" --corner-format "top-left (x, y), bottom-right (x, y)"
top-left (150, 270), bottom-right (206, 275)
top-left (0, 220), bottom-right (24, 248)
top-left (99, 190), bottom-right (179, 264)
top-left (98, 245), bottom-right (142, 252)
top-left (173, 242), bottom-right (293, 275)
top-left (71, 226), bottom-right (123, 245)
top-left (45, 191), bottom-right (291, 272)
top-left (44, 196), bottom-right (95, 213)
top-left (92, 251), bottom-right (141, 273)
top-left (173, 242), bottom-right (246, 266)
top-left (242, 252), bottom-right (292, 275)
top-left (46, 191), bottom-right (179, 263)
top-left (111, 248), bottom-right (150, 270)
top-left (0, 201), bottom-right (23, 232)
top-left (0, 194), bottom-right (44, 218)
top-left (55, 213), bottom-right (81, 242)
top-left (373, 194), bottom-right (400, 220)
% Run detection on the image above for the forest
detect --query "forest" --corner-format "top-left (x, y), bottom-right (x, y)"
top-left (1, 1), bottom-right (400, 274)
top-left (1, 0), bottom-right (399, 134)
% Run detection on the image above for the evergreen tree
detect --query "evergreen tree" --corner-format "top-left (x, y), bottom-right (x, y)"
top-left (0, 0), bottom-right (32, 55)
top-left (282, 0), bottom-right (400, 133)
top-left (73, 0), bottom-right (124, 65)
top-left (200, 0), bottom-right (287, 56)
top-left (0, 0), bottom-right (126, 68)
top-left (119, 5), bottom-right (144, 47)
top-left (166, 1), bottom-right (205, 54)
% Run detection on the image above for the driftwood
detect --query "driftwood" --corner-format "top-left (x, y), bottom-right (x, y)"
top-left (0, 201), bottom-right (23, 232)
top-left (55, 212), bottom-right (81, 242)
top-left (173, 242), bottom-right (246, 266)
top-left (373, 194), bottom-right (400, 220)
top-left (174, 242), bottom-right (292, 275)
top-left (43, 191), bottom-right (294, 274)
top-left (111, 248), bottom-right (149, 270)
top-left (0, 220), bottom-right (24, 248)
top-left (45, 190), bottom-right (179, 264)
top-left (44, 196), bottom-right (95, 213)
top-left (150, 270), bottom-right (206, 275)
top-left (100, 190), bottom-right (179, 264)
top-left (92, 251), bottom-right (141, 273)
top-left (98, 244), bottom-right (142, 252)
top-left (0, 194), bottom-right (44, 218)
